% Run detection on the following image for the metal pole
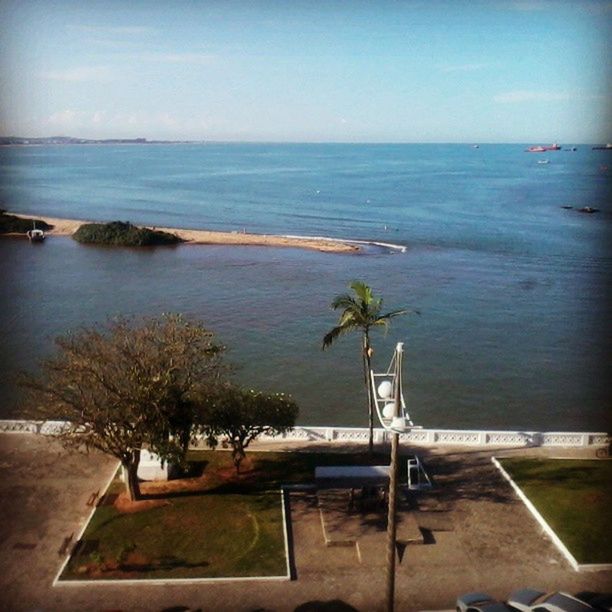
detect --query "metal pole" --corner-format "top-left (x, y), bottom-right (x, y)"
top-left (385, 344), bottom-right (402, 612)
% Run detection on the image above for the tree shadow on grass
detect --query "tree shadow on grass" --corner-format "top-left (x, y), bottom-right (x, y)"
top-left (168, 460), bottom-right (208, 480)
top-left (139, 451), bottom-right (400, 500)
top-left (294, 600), bottom-right (359, 612)
top-left (137, 447), bottom-right (528, 508)
top-left (117, 555), bottom-right (209, 573)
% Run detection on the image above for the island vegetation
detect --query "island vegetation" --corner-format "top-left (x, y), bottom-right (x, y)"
top-left (73, 220), bottom-right (184, 247)
top-left (0, 209), bottom-right (54, 234)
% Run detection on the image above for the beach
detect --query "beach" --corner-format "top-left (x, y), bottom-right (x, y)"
top-left (8, 212), bottom-right (359, 254)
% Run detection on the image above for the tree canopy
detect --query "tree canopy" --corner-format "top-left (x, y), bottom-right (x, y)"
top-left (21, 314), bottom-right (226, 500)
top-left (198, 385), bottom-right (298, 473)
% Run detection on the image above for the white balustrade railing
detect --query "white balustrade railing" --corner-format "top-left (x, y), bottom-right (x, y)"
top-left (0, 419), bottom-right (607, 448)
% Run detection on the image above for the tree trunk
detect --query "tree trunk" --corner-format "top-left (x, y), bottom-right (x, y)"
top-left (232, 444), bottom-right (245, 474)
top-left (363, 332), bottom-right (374, 455)
top-left (124, 448), bottom-right (142, 501)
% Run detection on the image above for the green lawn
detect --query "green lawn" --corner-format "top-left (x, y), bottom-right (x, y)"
top-left (499, 458), bottom-right (612, 564)
top-left (62, 449), bottom-right (401, 580)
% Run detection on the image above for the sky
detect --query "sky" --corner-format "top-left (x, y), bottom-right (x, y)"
top-left (0, 0), bottom-right (610, 143)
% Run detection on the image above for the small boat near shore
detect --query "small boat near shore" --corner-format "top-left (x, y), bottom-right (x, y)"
top-left (537, 159), bottom-right (550, 164)
top-left (26, 222), bottom-right (45, 242)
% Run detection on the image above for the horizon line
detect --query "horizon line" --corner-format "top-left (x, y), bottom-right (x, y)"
top-left (0, 135), bottom-right (602, 146)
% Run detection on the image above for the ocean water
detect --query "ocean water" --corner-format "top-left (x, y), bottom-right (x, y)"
top-left (0, 143), bottom-right (610, 431)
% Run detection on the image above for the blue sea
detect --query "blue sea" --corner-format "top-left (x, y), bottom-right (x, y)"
top-left (0, 143), bottom-right (610, 431)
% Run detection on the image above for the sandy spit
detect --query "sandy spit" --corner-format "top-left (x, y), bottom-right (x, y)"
top-left (8, 213), bottom-right (359, 254)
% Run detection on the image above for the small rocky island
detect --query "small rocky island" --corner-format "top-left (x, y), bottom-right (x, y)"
top-left (73, 221), bottom-right (184, 246)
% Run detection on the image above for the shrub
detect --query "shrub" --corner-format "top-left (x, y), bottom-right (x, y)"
top-left (73, 221), bottom-right (183, 246)
top-left (0, 211), bottom-right (54, 234)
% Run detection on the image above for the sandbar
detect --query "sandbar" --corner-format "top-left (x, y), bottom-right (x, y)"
top-left (7, 213), bottom-right (359, 254)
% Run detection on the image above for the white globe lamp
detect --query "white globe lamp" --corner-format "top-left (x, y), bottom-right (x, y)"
top-left (382, 402), bottom-right (396, 419)
top-left (391, 416), bottom-right (407, 433)
top-left (377, 380), bottom-right (393, 399)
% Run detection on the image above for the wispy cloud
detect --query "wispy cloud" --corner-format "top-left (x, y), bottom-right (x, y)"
top-left (107, 51), bottom-right (217, 66)
top-left (493, 90), bottom-right (573, 103)
top-left (143, 52), bottom-right (216, 65)
top-left (40, 66), bottom-right (113, 82)
top-left (67, 24), bottom-right (156, 36)
top-left (44, 109), bottom-right (199, 133)
top-left (440, 62), bottom-right (491, 73)
top-left (506, 0), bottom-right (612, 12)
top-left (506, 0), bottom-right (554, 10)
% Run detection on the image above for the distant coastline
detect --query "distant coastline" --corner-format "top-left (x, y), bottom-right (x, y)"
top-left (7, 212), bottom-right (360, 254)
top-left (0, 136), bottom-right (202, 146)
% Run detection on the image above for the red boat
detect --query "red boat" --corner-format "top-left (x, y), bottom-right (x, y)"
top-left (526, 143), bottom-right (561, 152)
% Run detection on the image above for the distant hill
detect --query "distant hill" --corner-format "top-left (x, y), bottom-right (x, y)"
top-left (0, 136), bottom-right (201, 146)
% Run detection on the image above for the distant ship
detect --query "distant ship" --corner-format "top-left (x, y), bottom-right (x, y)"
top-left (592, 144), bottom-right (612, 150)
top-left (526, 144), bottom-right (561, 152)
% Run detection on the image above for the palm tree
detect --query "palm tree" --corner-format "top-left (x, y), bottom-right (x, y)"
top-left (322, 281), bottom-right (406, 454)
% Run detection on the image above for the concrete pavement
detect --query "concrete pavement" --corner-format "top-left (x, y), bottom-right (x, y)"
top-left (0, 433), bottom-right (609, 611)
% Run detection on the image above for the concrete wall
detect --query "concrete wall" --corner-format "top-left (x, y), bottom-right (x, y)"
top-left (1, 419), bottom-right (607, 448)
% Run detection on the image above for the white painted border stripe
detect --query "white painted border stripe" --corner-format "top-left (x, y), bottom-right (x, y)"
top-left (53, 461), bottom-right (121, 586)
top-left (280, 487), bottom-right (292, 580)
top-left (491, 457), bottom-right (612, 573)
top-left (56, 574), bottom-right (289, 586)
top-left (54, 470), bottom-right (291, 586)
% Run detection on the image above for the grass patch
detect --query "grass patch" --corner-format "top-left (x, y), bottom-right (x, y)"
top-left (73, 221), bottom-right (183, 246)
top-left (61, 449), bottom-right (401, 580)
top-left (499, 458), bottom-right (612, 564)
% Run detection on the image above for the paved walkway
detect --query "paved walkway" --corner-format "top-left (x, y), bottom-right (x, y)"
top-left (0, 433), bottom-right (609, 611)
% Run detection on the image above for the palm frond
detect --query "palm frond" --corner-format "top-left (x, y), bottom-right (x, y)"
top-left (331, 293), bottom-right (360, 311)
top-left (349, 280), bottom-right (373, 305)
top-left (378, 308), bottom-right (408, 321)
top-left (342, 308), bottom-right (369, 327)
top-left (324, 281), bottom-right (408, 348)
top-left (322, 322), bottom-right (358, 349)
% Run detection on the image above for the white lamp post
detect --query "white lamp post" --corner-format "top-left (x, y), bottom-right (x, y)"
top-left (370, 342), bottom-right (411, 612)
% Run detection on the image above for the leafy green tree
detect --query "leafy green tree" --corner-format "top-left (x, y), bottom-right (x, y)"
top-left (21, 314), bottom-right (225, 500)
top-left (199, 385), bottom-right (298, 473)
top-left (322, 281), bottom-right (406, 453)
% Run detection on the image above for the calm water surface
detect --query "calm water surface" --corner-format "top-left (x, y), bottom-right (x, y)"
top-left (1, 144), bottom-right (610, 430)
